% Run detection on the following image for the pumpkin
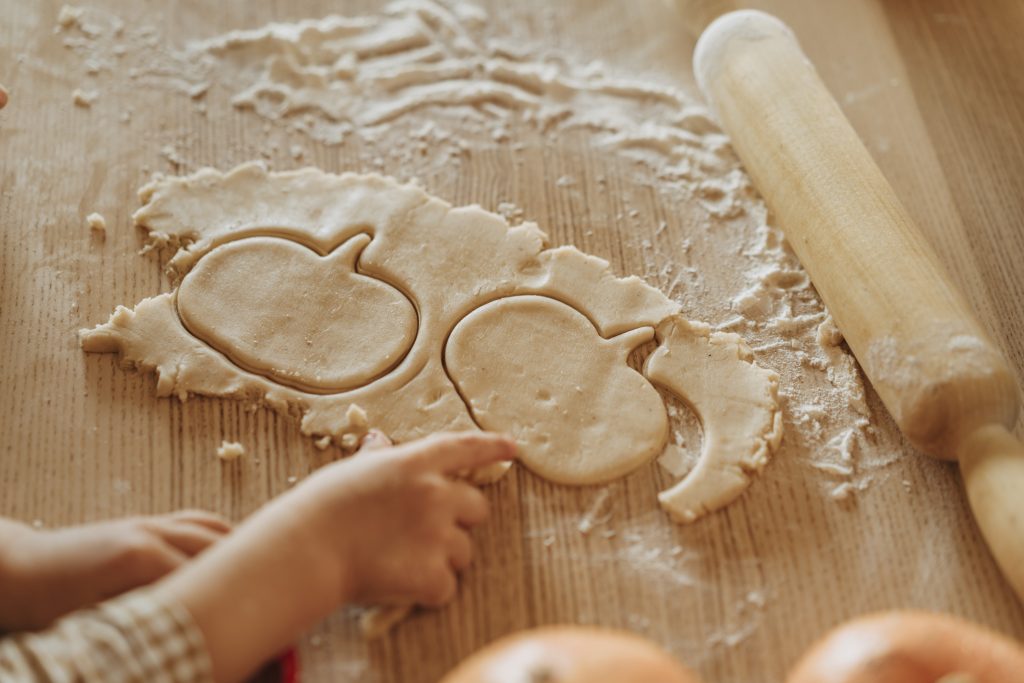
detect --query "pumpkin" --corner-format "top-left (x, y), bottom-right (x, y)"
top-left (786, 610), bottom-right (1024, 683)
top-left (440, 626), bottom-right (702, 683)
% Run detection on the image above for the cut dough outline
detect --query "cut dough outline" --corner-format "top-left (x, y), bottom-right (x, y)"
top-left (443, 294), bottom-right (666, 484)
top-left (161, 223), bottom-right (397, 282)
top-left (172, 228), bottom-right (670, 461)
top-left (174, 231), bottom-right (422, 395)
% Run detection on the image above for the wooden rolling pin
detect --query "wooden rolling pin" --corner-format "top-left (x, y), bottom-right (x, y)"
top-left (675, 2), bottom-right (1024, 599)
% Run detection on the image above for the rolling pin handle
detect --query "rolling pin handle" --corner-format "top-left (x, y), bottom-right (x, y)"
top-left (959, 425), bottom-right (1024, 599)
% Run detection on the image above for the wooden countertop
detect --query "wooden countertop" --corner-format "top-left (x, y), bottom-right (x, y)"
top-left (1, 0), bottom-right (1022, 681)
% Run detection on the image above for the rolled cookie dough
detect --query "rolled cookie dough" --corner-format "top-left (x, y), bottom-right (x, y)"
top-left (80, 162), bottom-right (782, 517)
top-left (216, 441), bottom-right (246, 461)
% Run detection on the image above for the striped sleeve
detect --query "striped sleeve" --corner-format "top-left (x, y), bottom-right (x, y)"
top-left (0, 589), bottom-right (212, 683)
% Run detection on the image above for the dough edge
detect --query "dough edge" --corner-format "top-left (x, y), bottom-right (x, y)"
top-left (81, 162), bottom-right (783, 511)
top-left (645, 315), bottom-right (784, 523)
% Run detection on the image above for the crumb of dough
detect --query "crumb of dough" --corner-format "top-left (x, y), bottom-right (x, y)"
top-left (577, 488), bottom-right (612, 535)
top-left (86, 212), bottom-right (106, 239)
top-left (338, 404), bottom-right (369, 452)
top-left (72, 88), bottom-right (98, 107)
top-left (188, 82), bottom-right (210, 99)
top-left (496, 201), bottom-right (524, 225)
top-left (830, 482), bottom-right (855, 500)
top-left (161, 144), bottom-right (183, 168)
top-left (57, 5), bottom-right (83, 29)
top-left (360, 605), bottom-right (411, 639)
top-left (216, 440), bottom-right (245, 461)
top-left (345, 404), bottom-right (368, 431)
top-left (315, 405), bottom-right (369, 452)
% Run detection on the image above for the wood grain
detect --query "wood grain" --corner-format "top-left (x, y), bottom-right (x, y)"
top-left (1, 1), bottom-right (1022, 682)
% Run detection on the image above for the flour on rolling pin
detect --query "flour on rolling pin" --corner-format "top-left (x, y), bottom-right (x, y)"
top-left (866, 329), bottom-right (1008, 429)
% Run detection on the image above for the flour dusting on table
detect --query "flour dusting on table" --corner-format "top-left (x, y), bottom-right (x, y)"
top-left (53, 0), bottom-right (887, 660)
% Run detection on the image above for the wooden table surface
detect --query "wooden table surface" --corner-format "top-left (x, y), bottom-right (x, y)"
top-left (1, 1), bottom-right (1022, 681)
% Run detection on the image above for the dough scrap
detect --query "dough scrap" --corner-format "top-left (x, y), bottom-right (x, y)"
top-left (80, 162), bottom-right (782, 514)
top-left (644, 316), bottom-right (784, 523)
top-left (216, 440), bottom-right (246, 461)
top-left (446, 295), bottom-right (666, 485)
top-left (72, 88), bottom-right (97, 107)
top-left (86, 212), bottom-right (107, 238)
top-left (360, 605), bottom-right (412, 640)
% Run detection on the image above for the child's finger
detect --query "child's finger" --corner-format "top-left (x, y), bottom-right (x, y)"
top-left (410, 432), bottom-right (517, 473)
top-left (450, 480), bottom-right (489, 527)
top-left (167, 509), bottom-right (233, 534)
top-left (446, 528), bottom-right (473, 572)
top-left (417, 562), bottom-right (458, 607)
top-left (145, 519), bottom-right (225, 557)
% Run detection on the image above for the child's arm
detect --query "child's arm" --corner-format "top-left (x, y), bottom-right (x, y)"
top-left (0, 511), bottom-right (229, 632)
top-left (154, 430), bottom-right (516, 683)
top-left (0, 431), bottom-right (513, 683)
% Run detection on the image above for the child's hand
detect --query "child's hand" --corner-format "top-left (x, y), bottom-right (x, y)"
top-left (158, 430), bottom-right (517, 683)
top-left (302, 431), bottom-right (517, 607)
top-left (0, 510), bottom-right (230, 631)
